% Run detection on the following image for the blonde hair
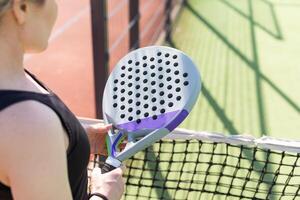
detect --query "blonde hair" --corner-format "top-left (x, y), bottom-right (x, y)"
top-left (0, 0), bottom-right (11, 17)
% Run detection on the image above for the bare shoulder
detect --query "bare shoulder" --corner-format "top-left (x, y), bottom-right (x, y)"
top-left (0, 101), bottom-right (73, 199)
top-left (0, 100), bottom-right (68, 175)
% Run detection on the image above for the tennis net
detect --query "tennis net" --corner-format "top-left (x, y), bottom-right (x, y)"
top-left (120, 129), bottom-right (300, 200)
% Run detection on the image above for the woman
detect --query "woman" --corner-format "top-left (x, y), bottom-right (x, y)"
top-left (0, 0), bottom-right (125, 199)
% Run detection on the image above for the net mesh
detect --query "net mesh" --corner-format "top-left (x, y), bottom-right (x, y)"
top-left (122, 139), bottom-right (300, 200)
top-left (89, 131), bottom-right (300, 200)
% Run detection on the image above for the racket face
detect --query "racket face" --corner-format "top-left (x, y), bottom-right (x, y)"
top-left (103, 46), bottom-right (201, 159)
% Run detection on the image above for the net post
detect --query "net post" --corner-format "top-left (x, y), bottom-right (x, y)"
top-left (165, 0), bottom-right (172, 42)
top-left (129, 0), bottom-right (140, 50)
top-left (90, 0), bottom-right (109, 119)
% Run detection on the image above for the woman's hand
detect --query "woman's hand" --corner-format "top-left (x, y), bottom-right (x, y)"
top-left (90, 167), bottom-right (125, 200)
top-left (85, 123), bottom-right (112, 154)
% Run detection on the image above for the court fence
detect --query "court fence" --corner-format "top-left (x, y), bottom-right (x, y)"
top-left (89, 0), bottom-right (184, 119)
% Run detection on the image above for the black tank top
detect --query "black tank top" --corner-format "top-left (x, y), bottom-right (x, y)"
top-left (0, 70), bottom-right (90, 200)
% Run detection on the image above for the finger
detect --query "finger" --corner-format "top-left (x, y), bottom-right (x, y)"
top-left (90, 124), bottom-right (113, 133)
top-left (120, 164), bottom-right (126, 173)
top-left (92, 167), bottom-right (102, 176)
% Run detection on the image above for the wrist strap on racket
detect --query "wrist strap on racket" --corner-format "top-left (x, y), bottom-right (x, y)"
top-left (89, 193), bottom-right (108, 200)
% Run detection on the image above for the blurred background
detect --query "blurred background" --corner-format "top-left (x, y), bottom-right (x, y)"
top-left (25, 0), bottom-right (299, 140)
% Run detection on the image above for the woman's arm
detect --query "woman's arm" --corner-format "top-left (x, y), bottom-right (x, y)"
top-left (0, 101), bottom-right (73, 200)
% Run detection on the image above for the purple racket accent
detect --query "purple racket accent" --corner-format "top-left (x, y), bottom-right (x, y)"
top-left (165, 109), bottom-right (189, 131)
top-left (115, 110), bottom-right (186, 132)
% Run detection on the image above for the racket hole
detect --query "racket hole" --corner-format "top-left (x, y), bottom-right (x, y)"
top-left (113, 95), bottom-right (118, 99)
top-left (120, 105), bottom-right (125, 110)
top-left (121, 73), bottom-right (125, 78)
top-left (135, 62), bottom-right (140, 66)
top-left (158, 75), bottom-right (163, 79)
top-left (152, 106), bottom-right (157, 111)
top-left (143, 63), bottom-right (147, 68)
top-left (128, 68), bottom-right (132, 72)
top-left (168, 94), bottom-right (173, 98)
top-left (121, 66), bottom-right (126, 70)
top-left (128, 83), bottom-right (133, 87)
top-left (135, 85), bottom-right (140, 90)
top-left (158, 59), bottom-right (162, 63)
top-left (128, 60), bottom-right (132, 64)
top-left (143, 71), bottom-right (147, 75)
top-left (166, 61), bottom-right (170, 65)
top-left (151, 98), bottom-right (156, 103)
top-left (113, 87), bottom-right (118, 92)
top-left (151, 89), bottom-right (156, 94)
top-left (143, 87), bottom-right (148, 92)
top-left (128, 91), bottom-right (133, 95)
top-left (150, 57), bottom-right (155, 62)
top-left (128, 99), bottom-right (133, 104)
top-left (157, 52), bottom-right (162, 56)
top-left (150, 65), bottom-right (155, 69)
top-left (136, 110), bottom-right (141, 115)
top-left (113, 103), bottom-right (118, 108)
top-left (128, 107), bottom-right (133, 112)
top-left (160, 100), bottom-right (165, 105)
top-left (175, 79), bottom-right (180, 84)
top-left (173, 55), bottom-right (178, 59)
top-left (120, 114), bottom-right (125, 119)
top-left (153, 115), bottom-right (158, 120)
top-left (135, 69), bottom-right (140, 73)
top-left (151, 81), bottom-right (156, 86)
top-left (174, 70), bottom-right (179, 75)
top-left (121, 88), bottom-right (125, 93)
top-left (121, 97), bottom-right (125, 101)
top-left (136, 93), bottom-right (141, 98)
top-left (143, 56), bottom-right (147, 60)
top-left (160, 109), bottom-right (166, 114)
top-left (168, 102), bottom-right (174, 107)
top-left (174, 63), bottom-right (179, 67)
top-left (176, 87), bottom-right (181, 92)
top-left (136, 119), bottom-right (141, 124)
top-left (151, 73), bottom-right (156, 77)
top-left (143, 95), bottom-right (149, 100)
top-left (135, 77), bottom-right (140, 81)
top-left (128, 75), bottom-right (133, 79)
top-left (128, 116), bottom-right (133, 121)
top-left (159, 83), bottom-right (164, 88)
top-left (167, 85), bottom-right (172, 90)
top-left (158, 67), bottom-right (163, 71)
top-left (114, 79), bottom-right (118, 84)
top-left (159, 91), bottom-right (164, 96)
top-left (183, 73), bottom-right (188, 78)
top-left (166, 68), bottom-right (171, 73)
top-left (165, 53), bottom-right (170, 57)
top-left (184, 81), bottom-right (189, 86)
top-left (144, 112), bottom-right (149, 117)
top-left (177, 96), bottom-right (182, 101)
top-left (167, 77), bottom-right (172, 82)
top-left (143, 79), bottom-right (148, 84)
top-left (144, 104), bottom-right (149, 109)
top-left (136, 101), bottom-right (141, 106)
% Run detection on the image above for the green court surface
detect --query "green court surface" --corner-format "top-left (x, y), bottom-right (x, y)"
top-left (123, 0), bottom-right (300, 199)
top-left (169, 0), bottom-right (300, 139)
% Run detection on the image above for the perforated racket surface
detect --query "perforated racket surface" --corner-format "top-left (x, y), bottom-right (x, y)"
top-left (102, 46), bottom-right (201, 171)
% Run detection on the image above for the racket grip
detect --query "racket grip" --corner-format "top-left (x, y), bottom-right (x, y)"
top-left (101, 156), bottom-right (122, 174)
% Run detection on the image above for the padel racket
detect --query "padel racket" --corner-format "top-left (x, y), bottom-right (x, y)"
top-left (102, 46), bottom-right (201, 173)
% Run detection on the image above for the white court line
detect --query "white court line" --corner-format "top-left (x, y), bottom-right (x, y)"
top-left (25, 5), bottom-right (90, 61)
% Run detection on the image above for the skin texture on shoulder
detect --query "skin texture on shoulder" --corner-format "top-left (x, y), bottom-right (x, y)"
top-left (0, 100), bottom-right (73, 200)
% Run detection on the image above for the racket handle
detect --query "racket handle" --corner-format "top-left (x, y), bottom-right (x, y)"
top-left (101, 156), bottom-right (122, 174)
